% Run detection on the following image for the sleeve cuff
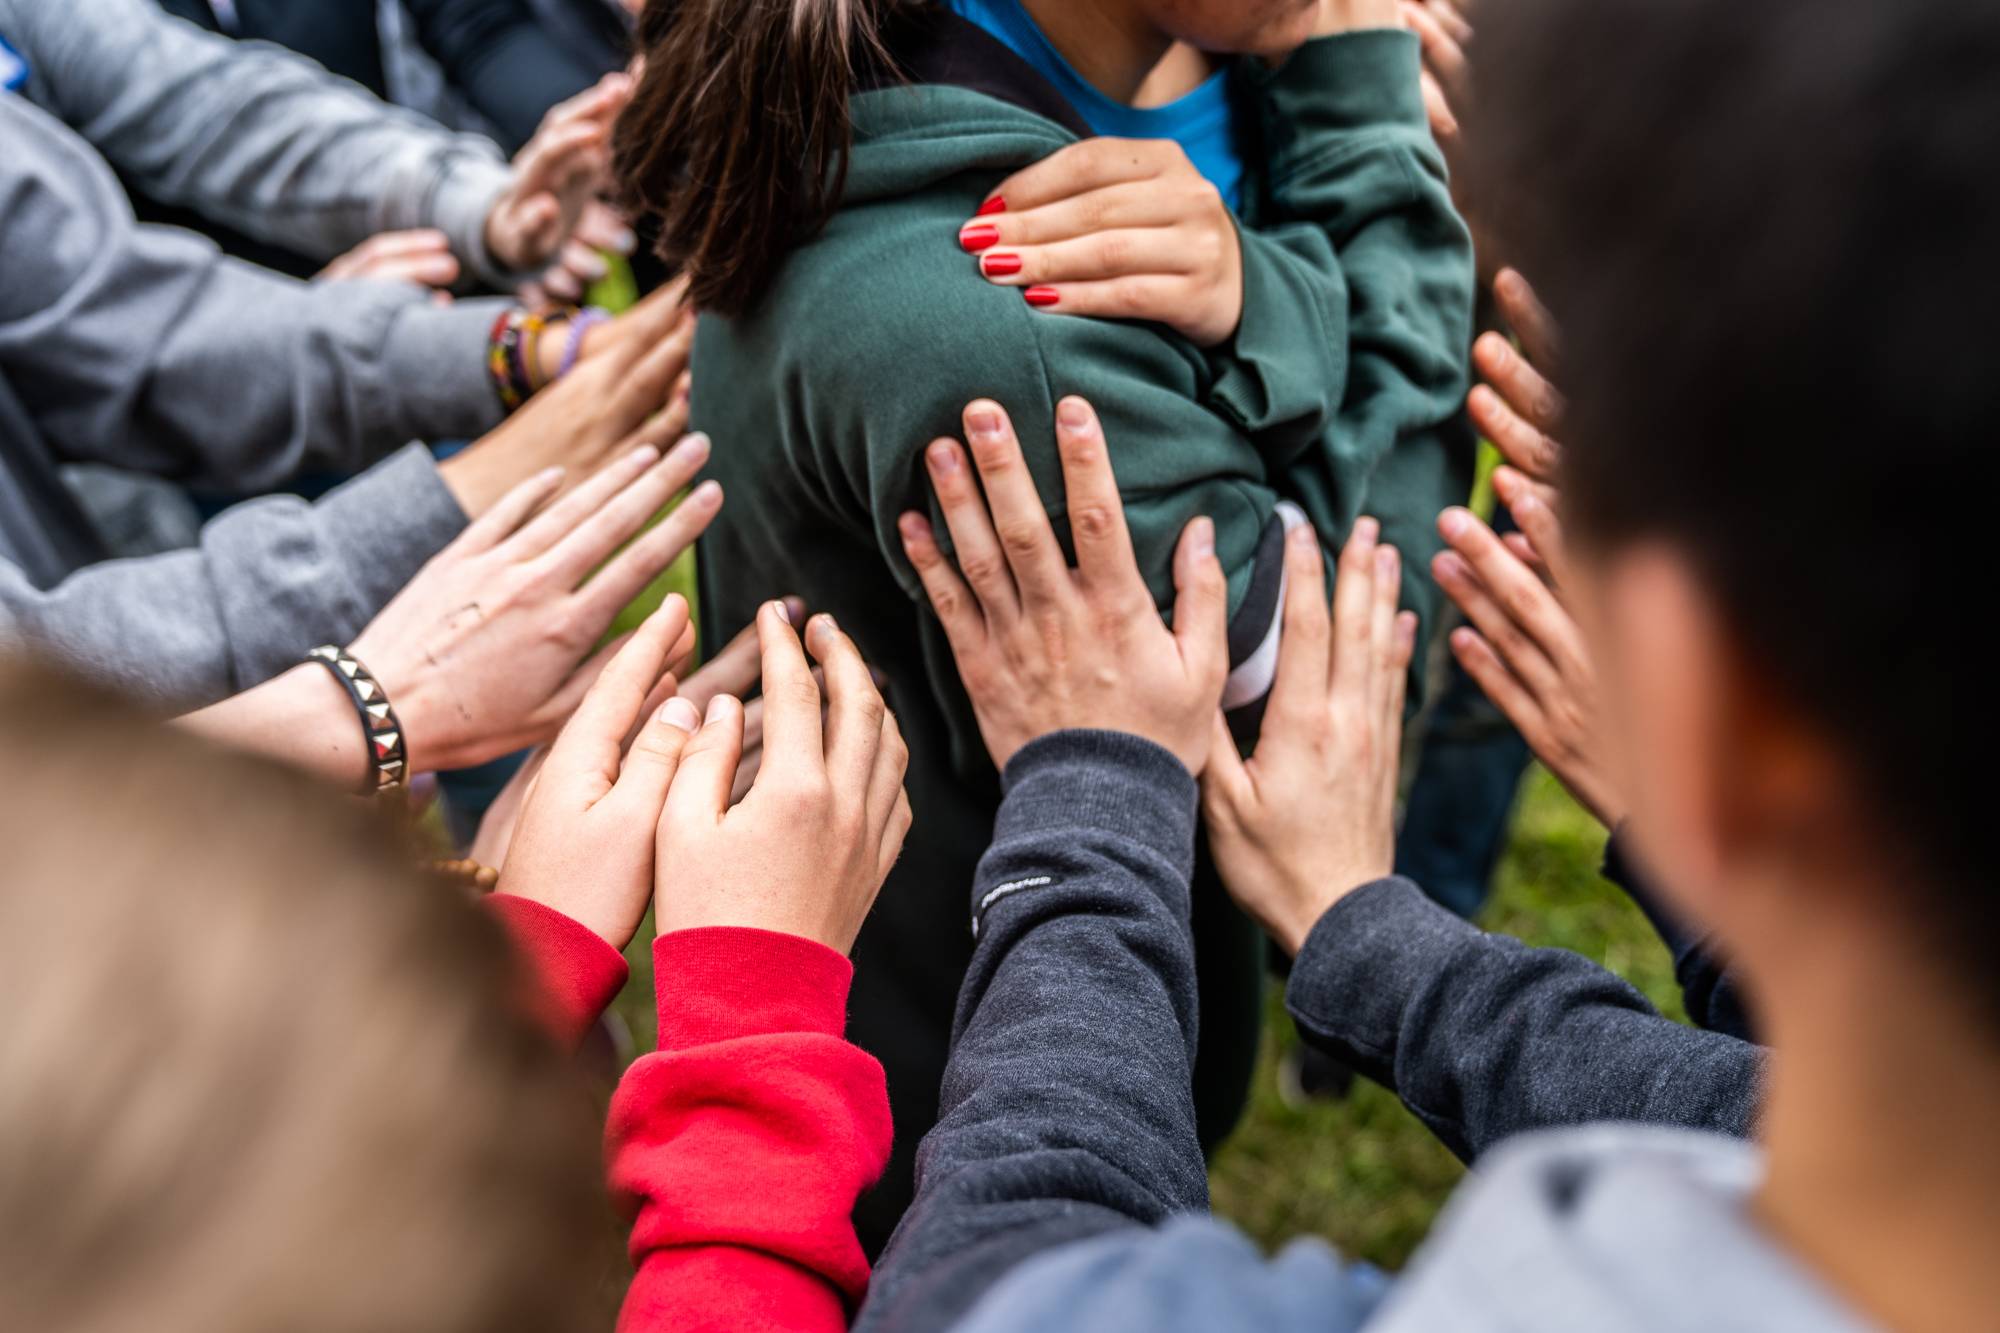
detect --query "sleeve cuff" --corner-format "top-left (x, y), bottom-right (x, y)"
top-left (311, 445), bottom-right (467, 624)
top-left (486, 893), bottom-right (631, 1049)
top-left (1286, 876), bottom-right (1472, 1058)
top-left (378, 297), bottom-right (511, 441)
top-left (429, 157), bottom-right (525, 291)
top-left (995, 729), bottom-right (1198, 855)
top-left (653, 927), bottom-right (856, 1051)
top-left (1248, 29), bottom-right (1430, 168)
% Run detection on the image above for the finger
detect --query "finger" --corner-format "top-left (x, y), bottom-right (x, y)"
top-left (729, 735), bottom-right (763, 806)
top-left (611, 311), bottom-right (696, 425)
top-left (754, 600), bottom-right (824, 774)
top-left (1472, 331), bottom-right (1563, 434)
top-left (1449, 626), bottom-right (1548, 749)
top-left (1368, 542), bottom-right (1403, 722)
top-left (546, 595), bottom-right (692, 783)
top-left (677, 615), bottom-right (775, 712)
top-left (964, 400), bottom-right (1068, 601)
top-left (1501, 530), bottom-right (1551, 581)
top-left (979, 225), bottom-right (1205, 291)
top-left (597, 274), bottom-right (693, 361)
top-left (558, 237), bottom-right (610, 288)
top-left (875, 786), bottom-right (913, 884)
top-left (457, 463), bottom-right (567, 551)
top-left (1428, 0), bottom-right (1473, 44)
top-left (1269, 519), bottom-right (1335, 723)
top-left (575, 200), bottom-right (639, 254)
top-left (1200, 709), bottom-right (1255, 815)
top-left (1052, 396), bottom-right (1142, 593)
top-left (543, 434), bottom-right (711, 585)
top-left (663, 692), bottom-right (745, 821)
top-left (1438, 506), bottom-right (1587, 677)
top-left (1010, 275), bottom-right (1207, 325)
top-left (863, 706), bottom-right (910, 841)
top-left (364, 251), bottom-right (461, 288)
top-left (1386, 610), bottom-right (1418, 733)
top-left (538, 626), bottom-right (636, 735)
top-left (575, 475), bottom-right (722, 622)
top-left (1329, 517), bottom-right (1382, 703)
top-left (1468, 380), bottom-right (1561, 482)
top-left (1420, 71), bottom-right (1460, 142)
top-left (540, 263), bottom-right (585, 304)
top-left (924, 438), bottom-right (1019, 622)
top-left (514, 120), bottom-right (605, 188)
top-left (973, 138), bottom-right (1181, 220)
top-left (966, 181), bottom-right (1198, 250)
top-left (899, 511), bottom-right (987, 658)
top-left (805, 612), bottom-right (883, 788)
top-left (1172, 516), bottom-right (1230, 690)
top-left (1431, 548), bottom-right (1562, 697)
top-left (606, 689), bottom-right (702, 824)
top-left (1494, 469), bottom-right (1572, 592)
top-left (1494, 268), bottom-right (1561, 373)
top-left (1403, 2), bottom-right (1468, 90)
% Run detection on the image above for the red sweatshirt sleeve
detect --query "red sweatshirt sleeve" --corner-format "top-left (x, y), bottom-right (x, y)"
top-left (484, 893), bottom-right (630, 1050)
top-left (607, 927), bottom-right (893, 1333)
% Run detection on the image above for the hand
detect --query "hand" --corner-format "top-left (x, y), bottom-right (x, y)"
top-left (669, 604), bottom-right (811, 805)
top-left (1202, 519), bottom-right (1417, 954)
top-left (1401, 1), bottom-right (1470, 143)
top-left (350, 438), bottom-right (721, 776)
top-left (1433, 488), bottom-right (1622, 826)
top-left (525, 199), bottom-right (641, 305)
top-left (1468, 268), bottom-right (1564, 490)
top-left (652, 603), bottom-right (911, 955)
top-left (484, 74), bottom-right (631, 274)
top-left (436, 279), bottom-right (695, 516)
top-left (493, 598), bottom-right (705, 948)
top-left (897, 397), bottom-right (1229, 773)
top-left (316, 229), bottom-right (461, 290)
top-left (958, 139), bottom-right (1245, 348)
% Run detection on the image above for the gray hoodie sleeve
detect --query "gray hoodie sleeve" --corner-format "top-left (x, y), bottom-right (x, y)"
top-left (0, 94), bottom-right (505, 490)
top-left (0, 445), bottom-right (465, 710)
top-left (0, 0), bottom-right (519, 282)
top-left (858, 730), bottom-right (1212, 1332)
top-left (1286, 878), bottom-right (1764, 1163)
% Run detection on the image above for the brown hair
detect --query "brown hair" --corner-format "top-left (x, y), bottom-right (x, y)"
top-left (0, 659), bottom-right (616, 1333)
top-left (614, 0), bottom-right (907, 317)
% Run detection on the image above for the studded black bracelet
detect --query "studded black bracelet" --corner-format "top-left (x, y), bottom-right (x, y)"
top-left (305, 645), bottom-right (409, 794)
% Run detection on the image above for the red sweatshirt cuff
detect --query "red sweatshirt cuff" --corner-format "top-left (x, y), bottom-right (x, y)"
top-left (485, 894), bottom-right (630, 1050)
top-left (653, 927), bottom-right (854, 1050)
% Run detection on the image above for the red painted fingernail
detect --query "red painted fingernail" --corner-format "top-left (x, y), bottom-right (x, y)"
top-left (959, 224), bottom-right (1000, 253)
top-left (976, 196), bottom-right (1007, 216)
top-left (982, 252), bottom-right (1023, 277)
top-left (1024, 286), bottom-right (1060, 308)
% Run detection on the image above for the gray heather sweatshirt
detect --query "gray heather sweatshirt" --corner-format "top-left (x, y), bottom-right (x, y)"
top-left (859, 730), bottom-right (1820, 1333)
top-left (0, 0), bottom-right (520, 285)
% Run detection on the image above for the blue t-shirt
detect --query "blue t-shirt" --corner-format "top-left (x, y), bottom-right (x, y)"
top-left (945, 0), bottom-right (1245, 210)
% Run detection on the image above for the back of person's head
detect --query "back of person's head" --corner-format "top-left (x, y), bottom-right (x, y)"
top-left (0, 660), bottom-right (613, 1333)
top-left (1469, 0), bottom-right (1996, 1026)
top-left (615, 0), bottom-right (911, 317)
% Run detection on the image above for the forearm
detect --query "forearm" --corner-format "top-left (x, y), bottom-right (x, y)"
top-left (0, 447), bottom-right (465, 710)
top-left (859, 731), bottom-right (1208, 1332)
top-left (178, 664), bottom-right (367, 787)
top-left (1, 0), bottom-right (513, 269)
top-left (608, 928), bottom-right (888, 1333)
top-left (1287, 877), bottom-right (1763, 1162)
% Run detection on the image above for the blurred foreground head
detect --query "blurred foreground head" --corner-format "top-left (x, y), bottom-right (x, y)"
top-left (1470, 0), bottom-right (1995, 1028)
top-left (0, 660), bottom-right (611, 1333)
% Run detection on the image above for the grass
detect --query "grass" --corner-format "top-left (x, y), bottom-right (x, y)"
top-left (1207, 765), bottom-right (1684, 1269)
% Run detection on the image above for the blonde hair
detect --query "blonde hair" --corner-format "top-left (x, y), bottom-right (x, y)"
top-left (0, 659), bottom-right (616, 1333)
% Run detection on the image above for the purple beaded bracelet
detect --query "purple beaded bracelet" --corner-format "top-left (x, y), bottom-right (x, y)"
top-left (557, 307), bottom-right (612, 379)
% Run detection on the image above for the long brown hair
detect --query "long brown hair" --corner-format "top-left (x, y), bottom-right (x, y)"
top-left (614, 0), bottom-right (907, 317)
top-left (0, 659), bottom-right (615, 1333)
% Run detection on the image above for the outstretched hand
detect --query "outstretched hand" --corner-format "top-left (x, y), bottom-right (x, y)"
top-left (898, 397), bottom-right (1229, 775)
top-left (484, 74), bottom-right (632, 275)
top-left (1202, 518), bottom-right (1417, 954)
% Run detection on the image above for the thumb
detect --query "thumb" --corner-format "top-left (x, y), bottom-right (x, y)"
top-left (1172, 516), bottom-right (1229, 688)
top-left (609, 695), bottom-right (701, 821)
top-left (1199, 709), bottom-right (1252, 817)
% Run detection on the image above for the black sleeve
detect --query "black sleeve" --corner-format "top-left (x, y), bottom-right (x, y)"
top-left (405, 0), bottom-right (601, 151)
top-left (1600, 830), bottom-right (1757, 1041)
top-left (1287, 877), bottom-right (1763, 1163)
top-left (856, 730), bottom-right (1210, 1333)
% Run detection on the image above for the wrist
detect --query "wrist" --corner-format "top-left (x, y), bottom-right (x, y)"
top-left (178, 665), bottom-right (369, 790)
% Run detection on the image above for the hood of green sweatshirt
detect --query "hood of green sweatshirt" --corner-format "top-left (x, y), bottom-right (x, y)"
top-left (842, 84), bottom-right (1080, 210)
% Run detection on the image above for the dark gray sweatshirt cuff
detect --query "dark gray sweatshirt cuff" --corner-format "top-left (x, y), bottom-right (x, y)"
top-left (1285, 876), bottom-right (1471, 1070)
top-left (974, 730), bottom-right (1199, 939)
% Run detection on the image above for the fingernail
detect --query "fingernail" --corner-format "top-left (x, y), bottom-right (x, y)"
top-left (981, 252), bottom-right (1023, 277)
top-left (771, 599), bottom-right (792, 625)
top-left (1438, 508), bottom-right (1469, 538)
top-left (813, 612), bottom-right (838, 640)
top-left (573, 252), bottom-right (609, 280)
top-left (1056, 397), bottom-right (1092, 429)
top-left (959, 224), bottom-right (1000, 253)
top-left (1190, 516), bottom-right (1215, 560)
top-left (629, 443), bottom-right (663, 468)
top-left (659, 696), bottom-right (701, 731)
top-left (535, 465), bottom-right (565, 488)
top-left (1353, 516), bottom-right (1380, 544)
top-left (690, 479), bottom-right (722, 507)
top-left (966, 406), bottom-right (1004, 440)
top-left (1024, 286), bottom-right (1060, 308)
top-left (610, 227), bottom-right (638, 254)
top-left (704, 694), bottom-right (732, 724)
top-left (928, 441), bottom-right (961, 474)
top-left (671, 432), bottom-right (710, 463)
top-left (975, 196), bottom-right (1007, 217)
top-left (1377, 546), bottom-right (1400, 578)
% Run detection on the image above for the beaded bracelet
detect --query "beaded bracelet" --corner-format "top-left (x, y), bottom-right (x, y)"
top-left (305, 645), bottom-right (409, 794)
top-left (558, 307), bottom-right (611, 379)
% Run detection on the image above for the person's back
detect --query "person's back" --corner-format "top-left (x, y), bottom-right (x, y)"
top-left (0, 660), bottom-right (612, 1333)
top-left (615, 0), bottom-right (1475, 1238)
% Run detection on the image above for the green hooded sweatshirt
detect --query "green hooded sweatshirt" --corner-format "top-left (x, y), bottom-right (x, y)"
top-left (688, 17), bottom-right (1474, 1243)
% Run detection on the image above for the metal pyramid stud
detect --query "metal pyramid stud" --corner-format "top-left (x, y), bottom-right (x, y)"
top-left (372, 731), bottom-right (401, 759)
top-left (337, 657), bottom-right (361, 678)
top-left (354, 677), bottom-right (381, 702)
top-left (376, 759), bottom-right (406, 787)
top-left (365, 702), bottom-right (391, 723)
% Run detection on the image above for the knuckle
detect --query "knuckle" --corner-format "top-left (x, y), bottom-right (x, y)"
top-left (995, 517), bottom-right (1045, 557)
top-left (959, 550), bottom-right (1008, 589)
top-left (1096, 233), bottom-right (1133, 270)
top-left (1069, 501), bottom-right (1119, 544)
